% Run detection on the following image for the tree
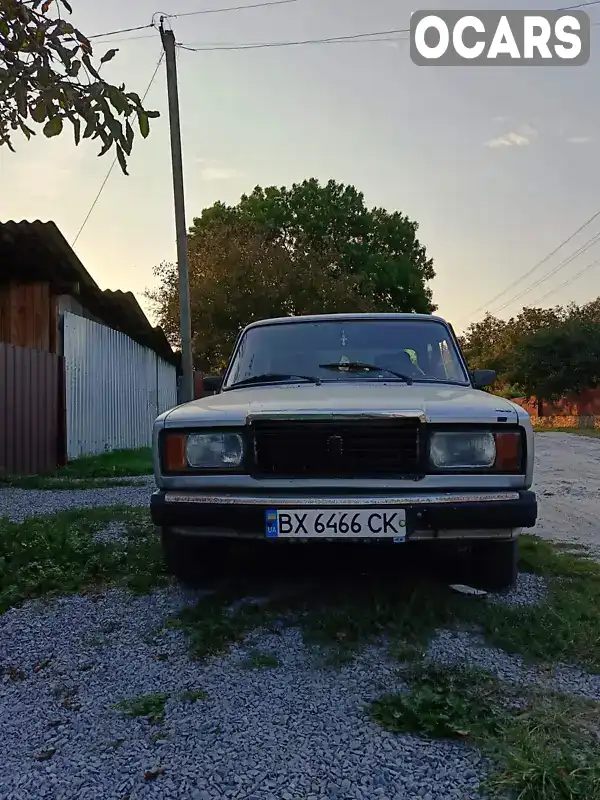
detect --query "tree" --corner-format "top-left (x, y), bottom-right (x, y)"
top-left (507, 318), bottom-right (600, 402)
top-left (148, 220), bottom-right (386, 372)
top-left (0, 0), bottom-right (159, 173)
top-left (460, 306), bottom-right (564, 389)
top-left (188, 178), bottom-right (436, 314)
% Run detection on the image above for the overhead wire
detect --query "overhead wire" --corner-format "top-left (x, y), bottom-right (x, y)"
top-left (530, 258), bottom-right (600, 305)
top-left (460, 210), bottom-right (600, 322)
top-left (166, 0), bottom-right (300, 18)
top-left (72, 52), bottom-right (165, 247)
top-left (493, 230), bottom-right (600, 314)
top-left (178, 27), bottom-right (410, 51)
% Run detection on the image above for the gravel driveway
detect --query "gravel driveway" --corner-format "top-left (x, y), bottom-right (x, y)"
top-left (532, 432), bottom-right (600, 559)
top-left (1, 432), bottom-right (599, 799)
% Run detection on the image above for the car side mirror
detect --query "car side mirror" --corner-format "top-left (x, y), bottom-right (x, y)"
top-left (471, 369), bottom-right (496, 390)
top-left (202, 374), bottom-right (223, 394)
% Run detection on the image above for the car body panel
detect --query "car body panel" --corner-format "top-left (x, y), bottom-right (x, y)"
top-left (151, 313), bottom-right (536, 540)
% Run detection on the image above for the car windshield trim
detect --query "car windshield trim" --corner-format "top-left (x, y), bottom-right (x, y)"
top-left (223, 318), bottom-right (470, 388)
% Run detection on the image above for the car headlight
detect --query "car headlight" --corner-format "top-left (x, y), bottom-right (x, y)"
top-left (429, 430), bottom-right (523, 471)
top-left (162, 431), bottom-right (244, 471)
top-left (430, 431), bottom-right (496, 469)
top-left (186, 433), bottom-right (243, 468)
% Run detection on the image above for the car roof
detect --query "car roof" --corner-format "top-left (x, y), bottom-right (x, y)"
top-left (243, 313), bottom-right (449, 331)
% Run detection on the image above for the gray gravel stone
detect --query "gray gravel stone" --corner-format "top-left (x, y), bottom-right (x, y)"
top-left (0, 478), bottom-right (154, 522)
top-left (426, 628), bottom-right (600, 701)
top-left (0, 587), bottom-right (489, 800)
top-left (487, 572), bottom-right (548, 607)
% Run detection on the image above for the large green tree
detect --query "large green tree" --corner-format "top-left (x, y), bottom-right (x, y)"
top-left (189, 178), bottom-right (436, 313)
top-left (508, 318), bottom-right (600, 402)
top-left (0, 0), bottom-right (159, 172)
top-left (148, 220), bottom-right (377, 371)
top-left (460, 306), bottom-right (564, 390)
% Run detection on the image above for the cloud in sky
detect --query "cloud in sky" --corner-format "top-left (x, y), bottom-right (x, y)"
top-left (485, 124), bottom-right (537, 148)
top-left (567, 135), bottom-right (594, 144)
top-left (492, 115), bottom-right (509, 123)
top-left (200, 166), bottom-right (243, 181)
top-left (192, 156), bottom-right (243, 180)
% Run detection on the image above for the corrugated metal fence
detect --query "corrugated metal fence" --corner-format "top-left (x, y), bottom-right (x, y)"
top-left (0, 342), bottom-right (64, 474)
top-left (64, 312), bottom-right (178, 458)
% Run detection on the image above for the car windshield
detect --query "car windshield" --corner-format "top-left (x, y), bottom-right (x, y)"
top-left (223, 318), bottom-right (469, 388)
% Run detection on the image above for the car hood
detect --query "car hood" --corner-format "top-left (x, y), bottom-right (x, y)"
top-left (162, 382), bottom-right (524, 427)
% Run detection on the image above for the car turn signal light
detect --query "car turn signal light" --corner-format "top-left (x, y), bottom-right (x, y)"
top-left (494, 431), bottom-right (522, 471)
top-left (163, 433), bottom-right (187, 472)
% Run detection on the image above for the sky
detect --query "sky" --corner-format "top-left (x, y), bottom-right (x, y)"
top-left (2, 0), bottom-right (600, 334)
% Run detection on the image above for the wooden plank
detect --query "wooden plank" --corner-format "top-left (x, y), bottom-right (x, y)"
top-left (56, 356), bottom-right (67, 467)
top-left (0, 288), bottom-right (9, 344)
top-left (4, 344), bottom-right (16, 473)
top-left (21, 346), bottom-right (32, 474)
top-left (0, 344), bottom-right (6, 472)
top-left (0, 341), bottom-right (62, 475)
top-left (48, 292), bottom-right (59, 354)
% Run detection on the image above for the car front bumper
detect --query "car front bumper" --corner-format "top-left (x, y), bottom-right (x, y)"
top-left (150, 489), bottom-right (537, 541)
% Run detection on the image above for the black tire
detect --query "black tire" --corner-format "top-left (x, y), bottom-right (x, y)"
top-left (161, 527), bottom-right (222, 586)
top-left (469, 538), bottom-right (518, 592)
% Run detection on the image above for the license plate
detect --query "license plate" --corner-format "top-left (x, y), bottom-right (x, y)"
top-left (265, 508), bottom-right (407, 540)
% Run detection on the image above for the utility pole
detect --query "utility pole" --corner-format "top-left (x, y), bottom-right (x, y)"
top-left (160, 20), bottom-right (194, 404)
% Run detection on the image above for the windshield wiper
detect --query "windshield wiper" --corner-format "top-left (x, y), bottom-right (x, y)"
top-left (227, 373), bottom-right (321, 389)
top-left (318, 362), bottom-right (413, 385)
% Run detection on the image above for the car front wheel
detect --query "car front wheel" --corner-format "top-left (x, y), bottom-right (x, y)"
top-left (469, 538), bottom-right (518, 592)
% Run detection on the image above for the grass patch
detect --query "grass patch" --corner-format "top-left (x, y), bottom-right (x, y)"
top-left (167, 535), bottom-right (600, 674)
top-left (168, 594), bottom-right (272, 660)
top-left (0, 506), bottom-right (167, 612)
top-left (179, 689), bottom-right (207, 703)
top-left (534, 427), bottom-right (600, 438)
top-left (469, 534), bottom-right (600, 673)
top-left (241, 650), bottom-right (280, 669)
top-left (297, 579), bottom-right (468, 664)
top-left (116, 693), bottom-right (168, 725)
top-left (370, 663), bottom-right (600, 800)
top-left (370, 662), bottom-right (507, 739)
top-left (0, 447), bottom-right (153, 489)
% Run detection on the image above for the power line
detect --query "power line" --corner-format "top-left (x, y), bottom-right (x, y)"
top-left (494, 230), bottom-right (600, 314)
top-left (178, 27), bottom-right (410, 51)
top-left (167, 0), bottom-right (300, 18)
top-left (531, 258), bottom-right (600, 305)
top-left (93, 34), bottom-right (158, 44)
top-left (72, 52), bottom-right (165, 248)
top-left (88, 0), bottom-right (303, 41)
top-left (558, 0), bottom-right (600, 9)
top-left (461, 209), bottom-right (600, 322)
top-left (88, 24), bottom-right (154, 40)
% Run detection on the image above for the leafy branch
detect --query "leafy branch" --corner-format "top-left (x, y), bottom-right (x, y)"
top-left (0, 0), bottom-right (159, 173)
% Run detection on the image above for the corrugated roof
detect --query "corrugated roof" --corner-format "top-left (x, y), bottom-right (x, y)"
top-left (0, 220), bottom-right (178, 366)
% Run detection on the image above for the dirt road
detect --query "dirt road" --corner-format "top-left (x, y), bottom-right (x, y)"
top-left (533, 432), bottom-right (600, 558)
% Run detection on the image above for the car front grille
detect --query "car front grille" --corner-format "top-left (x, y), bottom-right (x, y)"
top-left (251, 418), bottom-right (422, 478)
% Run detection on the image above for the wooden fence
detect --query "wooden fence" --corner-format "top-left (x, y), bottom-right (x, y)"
top-left (0, 342), bottom-right (65, 475)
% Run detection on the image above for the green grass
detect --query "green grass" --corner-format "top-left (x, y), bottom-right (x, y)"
top-left (470, 535), bottom-right (600, 673)
top-left (168, 594), bottom-right (273, 660)
top-left (0, 447), bottom-right (153, 489)
top-left (0, 506), bottom-right (167, 612)
top-left (534, 427), bottom-right (600, 438)
top-left (240, 650), bottom-right (280, 669)
top-left (370, 663), bottom-right (600, 800)
top-left (370, 662), bottom-right (508, 740)
top-left (179, 688), bottom-right (207, 703)
top-left (167, 534), bottom-right (600, 676)
top-left (116, 693), bottom-right (168, 725)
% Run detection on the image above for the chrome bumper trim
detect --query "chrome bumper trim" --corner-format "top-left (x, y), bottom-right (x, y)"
top-left (163, 491), bottom-right (520, 506)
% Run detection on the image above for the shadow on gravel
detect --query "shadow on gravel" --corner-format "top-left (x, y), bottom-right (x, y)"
top-left (186, 539), bottom-right (475, 598)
